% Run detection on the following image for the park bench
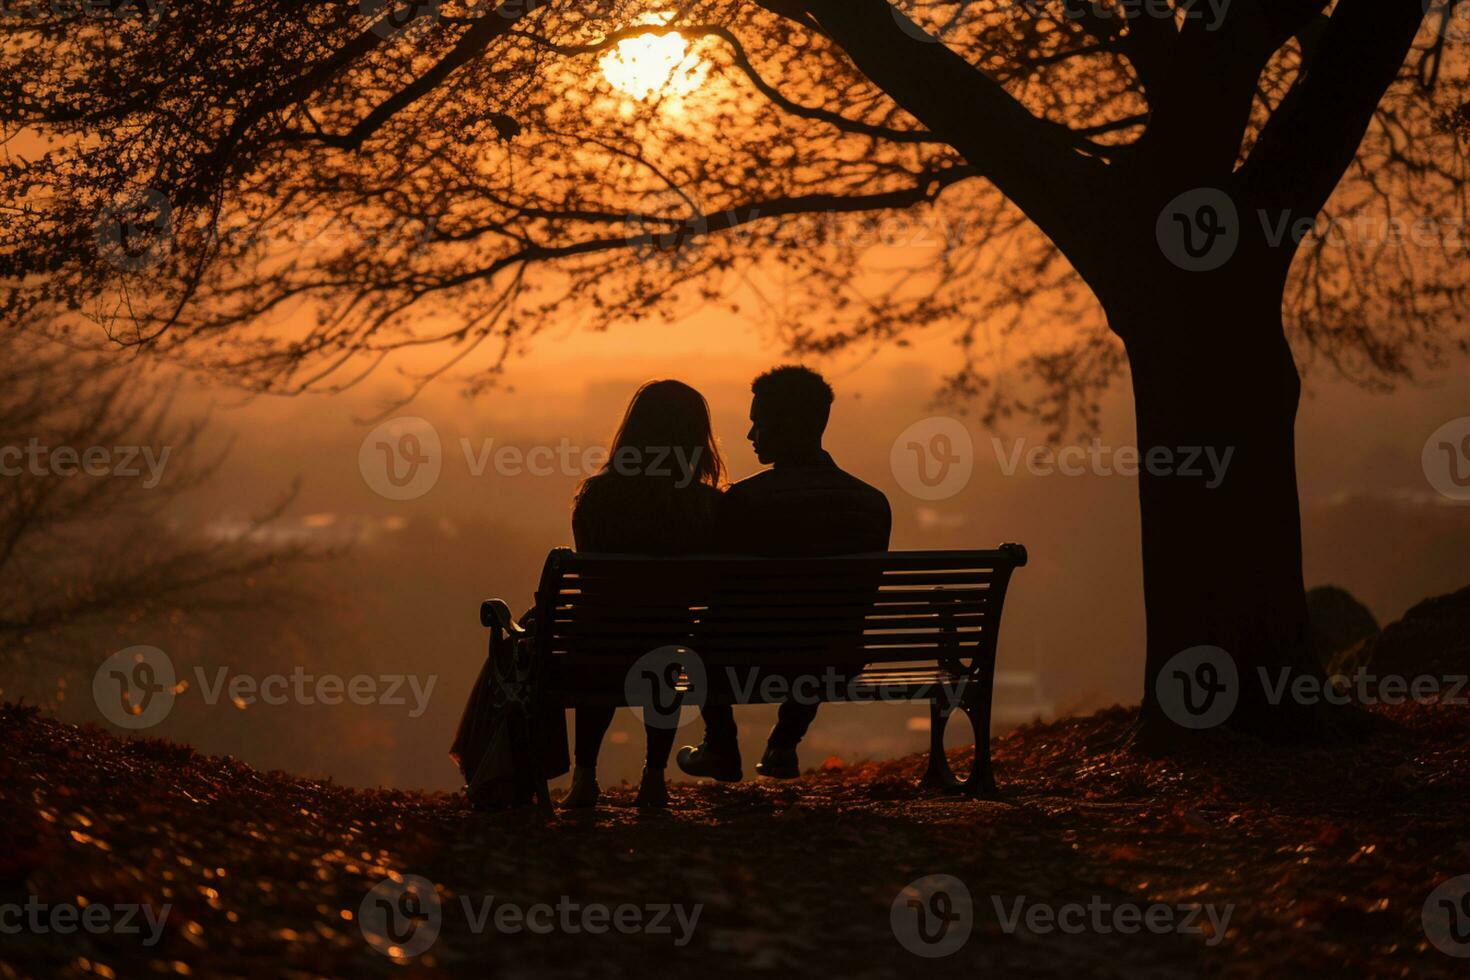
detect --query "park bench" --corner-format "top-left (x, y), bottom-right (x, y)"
top-left (480, 544), bottom-right (1028, 799)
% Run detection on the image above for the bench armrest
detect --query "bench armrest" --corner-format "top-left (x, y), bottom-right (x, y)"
top-left (479, 599), bottom-right (527, 636)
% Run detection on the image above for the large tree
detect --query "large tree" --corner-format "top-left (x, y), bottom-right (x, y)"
top-left (2, 0), bottom-right (1467, 737)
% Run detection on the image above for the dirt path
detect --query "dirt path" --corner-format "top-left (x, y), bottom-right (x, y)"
top-left (2, 701), bottom-right (1466, 978)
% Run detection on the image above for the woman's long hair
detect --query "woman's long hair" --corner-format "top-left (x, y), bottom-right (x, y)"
top-left (585, 379), bottom-right (725, 490)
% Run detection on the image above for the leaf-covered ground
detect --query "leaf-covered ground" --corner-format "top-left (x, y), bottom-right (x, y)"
top-left (2, 700), bottom-right (1467, 978)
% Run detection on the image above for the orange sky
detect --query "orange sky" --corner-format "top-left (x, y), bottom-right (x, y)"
top-left (10, 13), bottom-right (1470, 792)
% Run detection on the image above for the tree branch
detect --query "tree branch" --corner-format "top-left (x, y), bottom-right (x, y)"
top-left (1240, 0), bottom-right (1429, 225)
top-left (283, 10), bottom-right (534, 153)
top-left (768, 0), bottom-right (1112, 266)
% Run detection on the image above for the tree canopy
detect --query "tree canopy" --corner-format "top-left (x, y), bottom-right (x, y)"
top-left (1, 0), bottom-right (1466, 430)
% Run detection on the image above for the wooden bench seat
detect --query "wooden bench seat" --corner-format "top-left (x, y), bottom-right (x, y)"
top-left (481, 544), bottom-right (1028, 797)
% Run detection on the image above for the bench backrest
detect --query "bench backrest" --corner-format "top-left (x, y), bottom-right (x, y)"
top-left (534, 546), bottom-right (1027, 670)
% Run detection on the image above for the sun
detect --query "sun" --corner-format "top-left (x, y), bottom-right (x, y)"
top-left (599, 24), bottom-right (708, 100)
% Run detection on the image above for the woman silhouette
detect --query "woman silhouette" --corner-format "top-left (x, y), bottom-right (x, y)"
top-left (563, 379), bottom-right (725, 809)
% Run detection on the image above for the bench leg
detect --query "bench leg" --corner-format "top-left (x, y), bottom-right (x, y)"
top-left (962, 672), bottom-right (999, 799)
top-left (919, 674), bottom-right (1000, 799)
top-left (921, 695), bottom-right (958, 791)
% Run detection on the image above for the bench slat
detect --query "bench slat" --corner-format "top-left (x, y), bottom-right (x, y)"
top-left (552, 587), bottom-right (994, 603)
top-left (547, 589), bottom-right (995, 610)
top-left (548, 646), bottom-right (991, 668)
top-left (564, 569), bottom-right (1000, 588)
top-left (560, 549), bottom-right (1019, 572)
top-left (547, 641), bottom-right (983, 659)
top-left (548, 613), bottom-right (986, 635)
top-left (703, 634), bottom-right (982, 652)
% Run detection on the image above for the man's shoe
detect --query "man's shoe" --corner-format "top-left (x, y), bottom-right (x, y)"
top-left (562, 766), bottom-right (600, 808)
top-left (755, 745), bottom-right (800, 780)
top-left (676, 742), bottom-right (743, 782)
top-left (635, 768), bottom-right (669, 810)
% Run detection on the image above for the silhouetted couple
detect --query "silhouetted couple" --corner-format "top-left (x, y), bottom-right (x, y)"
top-left (566, 366), bottom-right (891, 809)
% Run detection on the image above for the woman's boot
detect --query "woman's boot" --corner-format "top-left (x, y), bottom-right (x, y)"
top-left (563, 765), bottom-right (600, 808)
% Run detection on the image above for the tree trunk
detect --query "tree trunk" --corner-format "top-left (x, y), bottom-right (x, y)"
top-left (1111, 278), bottom-right (1328, 743)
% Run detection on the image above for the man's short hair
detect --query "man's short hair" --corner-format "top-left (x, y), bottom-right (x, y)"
top-left (751, 365), bottom-right (834, 433)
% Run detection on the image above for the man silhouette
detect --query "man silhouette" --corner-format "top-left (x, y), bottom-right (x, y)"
top-left (678, 365), bottom-right (891, 781)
